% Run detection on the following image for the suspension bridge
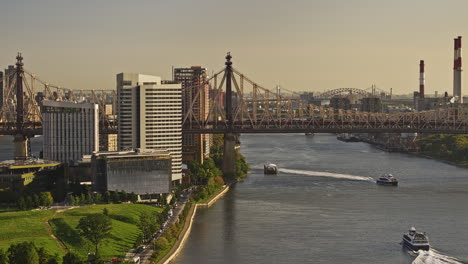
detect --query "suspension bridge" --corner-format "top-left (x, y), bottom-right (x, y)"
top-left (1, 53), bottom-right (467, 174)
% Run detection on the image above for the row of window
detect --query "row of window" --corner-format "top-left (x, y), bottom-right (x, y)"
top-left (145, 97), bottom-right (181, 100)
top-left (145, 89), bottom-right (181, 92)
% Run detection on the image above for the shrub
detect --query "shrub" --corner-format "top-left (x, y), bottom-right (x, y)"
top-left (154, 237), bottom-right (169, 251)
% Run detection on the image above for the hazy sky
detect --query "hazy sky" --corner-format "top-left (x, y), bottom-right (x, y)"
top-left (0, 0), bottom-right (467, 95)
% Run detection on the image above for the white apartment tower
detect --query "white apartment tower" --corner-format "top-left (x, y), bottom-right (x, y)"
top-left (117, 73), bottom-right (182, 182)
top-left (42, 100), bottom-right (99, 162)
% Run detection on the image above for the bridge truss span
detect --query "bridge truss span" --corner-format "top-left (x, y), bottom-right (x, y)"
top-left (0, 54), bottom-right (117, 136)
top-left (182, 54), bottom-right (468, 134)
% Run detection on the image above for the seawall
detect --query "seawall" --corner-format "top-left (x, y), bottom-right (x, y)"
top-left (156, 184), bottom-right (231, 264)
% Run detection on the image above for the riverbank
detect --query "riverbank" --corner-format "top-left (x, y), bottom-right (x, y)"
top-left (358, 135), bottom-right (468, 168)
top-left (155, 184), bottom-right (231, 264)
top-left (407, 152), bottom-right (468, 169)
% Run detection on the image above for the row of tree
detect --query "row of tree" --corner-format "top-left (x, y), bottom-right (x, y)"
top-left (16, 192), bottom-right (54, 210)
top-left (0, 241), bottom-right (85, 264)
top-left (68, 190), bottom-right (138, 206)
top-left (149, 203), bottom-right (192, 262)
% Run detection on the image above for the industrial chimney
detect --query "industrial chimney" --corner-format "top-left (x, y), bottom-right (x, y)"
top-left (419, 60), bottom-right (425, 98)
top-left (453, 36), bottom-right (462, 103)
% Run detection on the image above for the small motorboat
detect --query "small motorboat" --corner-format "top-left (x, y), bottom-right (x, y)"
top-left (402, 227), bottom-right (430, 251)
top-left (264, 163), bottom-right (278, 174)
top-left (376, 173), bottom-right (398, 186)
top-left (305, 132), bottom-right (314, 136)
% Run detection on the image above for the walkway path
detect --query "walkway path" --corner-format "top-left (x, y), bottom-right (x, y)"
top-left (44, 210), bottom-right (68, 253)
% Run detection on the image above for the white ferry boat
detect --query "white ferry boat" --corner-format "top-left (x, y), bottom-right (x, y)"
top-left (402, 227), bottom-right (430, 251)
top-left (264, 163), bottom-right (278, 174)
top-left (376, 173), bottom-right (398, 186)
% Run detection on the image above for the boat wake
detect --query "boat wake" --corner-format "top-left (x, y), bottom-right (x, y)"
top-left (278, 168), bottom-right (374, 182)
top-left (412, 249), bottom-right (465, 264)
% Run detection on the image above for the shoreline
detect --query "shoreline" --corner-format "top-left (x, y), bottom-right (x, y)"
top-left (364, 141), bottom-right (468, 169)
top-left (155, 184), bottom-right (232, 264)
top-left (406, 152), bottom-right (468, 169)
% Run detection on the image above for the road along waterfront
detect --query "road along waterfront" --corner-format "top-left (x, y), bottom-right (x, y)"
top-left (171, 133), bottom-right (468, 264)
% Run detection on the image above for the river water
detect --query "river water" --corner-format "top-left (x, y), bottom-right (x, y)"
top-left (172, 133), bottom-right (468, 264)
top-left (1, 134), bottom-right (467, 263)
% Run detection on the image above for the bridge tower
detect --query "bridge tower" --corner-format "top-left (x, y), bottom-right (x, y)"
top-left (13, 53), bottom-right (30, 160)
top-left (222, 52), bottom-right (237, 178)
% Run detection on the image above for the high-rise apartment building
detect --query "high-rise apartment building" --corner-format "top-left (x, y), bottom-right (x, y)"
top-left (173, 67), bottom-right (211, 163)
top-left (117, 73), bottom-right (182, 183)
top-left (0, 71), bottom-right (3, 110)
top-left (42, 100), bottom-right (99, 162)
top-left (1, 66), bottom-right (15, 110)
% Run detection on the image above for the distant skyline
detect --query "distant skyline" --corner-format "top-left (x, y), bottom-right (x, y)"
top-left (1, 0), bottom-right (467, 95)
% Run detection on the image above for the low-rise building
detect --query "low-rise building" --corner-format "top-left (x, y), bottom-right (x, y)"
top-left (91, 149), bottom-right (172, 195)
top-left (0, 159), bottom-right (61, 192)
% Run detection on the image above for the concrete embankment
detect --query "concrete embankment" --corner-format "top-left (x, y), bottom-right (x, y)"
top-left (156, 185), bottom-right (231, 264)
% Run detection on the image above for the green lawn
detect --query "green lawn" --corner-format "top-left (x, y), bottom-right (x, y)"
top-left (0, 203), bottom-right (162, 261)
top-left (0, 210), bottom-right (62, 256)
top-left (50, 204), bottom-right (162, 260)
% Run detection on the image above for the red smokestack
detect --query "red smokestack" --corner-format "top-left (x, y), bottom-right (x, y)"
top-left (419, 60), bottom-right (425, 98)
top-left (453, 36), bottom-right (463, 103)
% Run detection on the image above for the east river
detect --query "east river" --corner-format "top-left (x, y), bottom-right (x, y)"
top-left (1, 134), bottom-right (467, 263)
top-left (172, 134), bottom-right (468, 264)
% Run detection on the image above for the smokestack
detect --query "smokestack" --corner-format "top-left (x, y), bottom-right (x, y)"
top-left (419, 60), bottom-right (425, 98)
top-left (453, 36), bottom-right (462, 103)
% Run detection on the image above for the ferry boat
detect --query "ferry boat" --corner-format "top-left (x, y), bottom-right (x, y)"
top-left (264, 163), bottom-right (278, 174)
top-left (376, 173), bottom-right (398, 186)
top-left (337, 133), bottom-right (360, 142)
top-left (402, 227), bottom-right (430, 251)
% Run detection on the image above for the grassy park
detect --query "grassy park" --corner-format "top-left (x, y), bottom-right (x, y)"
top-left (0, 203), bottom-right (162, 260)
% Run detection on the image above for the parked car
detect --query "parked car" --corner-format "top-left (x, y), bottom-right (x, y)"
top-left (135, 246), bottom-right (145, 253)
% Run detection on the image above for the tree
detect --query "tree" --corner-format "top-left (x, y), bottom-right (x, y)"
top-left (74, 195), bottom-right (81, 205)
top-left (25, 196), bottom-right (33, 209)
top-left (69, 195), bottom-right (76, 206)
top-left (36, 247), bottom-right (50, 264)
top-left (165, 227), bottom-right (174, 240)
top-left (32, 194), bottom-right (40, 208)
top-left (0, 249), bottom-right (8, 264)
top-left (62, 252), bottom-right (83, 264)
top-left (85, 193), bottom-right (92, 204)
top-left (170, 224), bottom-right (179, 238)
top-left (80, 194), bottom-right (86, 204)
top-left (94, 193), bottom-right (102, 204)
top-left (40, 192), bottom-right (53, 207)
top-left (214, 176), bottom-right (225, 187)
top-left (138, 211), bottom-right (159, 242)
top-left (111, 191), bottom-right (120, 203)
top-left (17, 196), bottom-right (26, 210)
top-left (103, 191), bottom-right (111, 203)
top-left (129, 192), bottom-right (138, 203)
top-left (46, 257), bottom-right (59, 264)
top-left (154, 237), bottom-right (169, 251)
top-left (120, 190), bottom-right (128, 202)
top-left (76, 214), bottom-right (112, 256)
top-left (102, 207), bottom-right (109, 216)
top-left (7, 242), bottom-right (39, 264)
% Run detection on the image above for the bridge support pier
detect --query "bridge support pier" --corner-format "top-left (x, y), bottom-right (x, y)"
top-left (222, 133), bottom-right (237, 179)
top-left (13, 134), bottom-right (29, 160)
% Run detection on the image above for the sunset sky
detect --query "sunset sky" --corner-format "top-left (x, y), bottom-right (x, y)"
top-left (0, 0), bottom-right (467, 95)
